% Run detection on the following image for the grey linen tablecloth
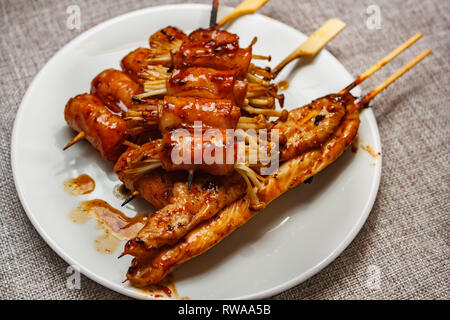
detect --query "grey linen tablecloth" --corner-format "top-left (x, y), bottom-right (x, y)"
top-left (0, 0), bottom-right (448, 300)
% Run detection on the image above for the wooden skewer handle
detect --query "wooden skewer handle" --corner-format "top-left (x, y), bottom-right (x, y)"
top-left (272, 19), bottom-right (346, 77)
top-left (217, 0), bottom-right (270, 28)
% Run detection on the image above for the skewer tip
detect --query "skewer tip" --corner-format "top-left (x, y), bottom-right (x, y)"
top-left (210, 0), bottom-right (220, 28)
top-left (187, 169), bottom-right (194, 190)
top-left (121, 195), bottom-right (136, 207)
top-left (63, 131), bottom-right (85, 151)
top-left (121, 191), bottom-right (140, 207)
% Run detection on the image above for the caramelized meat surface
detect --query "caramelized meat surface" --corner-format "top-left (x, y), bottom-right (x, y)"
top-left (273, 94), bottom-right (351, 161)
top-left (158, 96), bottom-right (241, 133)
top-left (124, 172), bottom-right (246, 257)
top-left (65, 94), bottom-right (127, 161)
top-left (91, 69), bottom-right (142, 113)
top-left (114, 141), bottom-right (185, 209)
top-left (149, 26), bottom-right (188, 67)
top-left (173, 28), bottom-right (252, 77)
top-left (121, 48), bottom-right (151, 82)
top-left (126, 96), bottom-right (362, 286)
top-left (160, 129), bottom-right (236, 176)
top-left (167, 67), bottom-right (247, 106)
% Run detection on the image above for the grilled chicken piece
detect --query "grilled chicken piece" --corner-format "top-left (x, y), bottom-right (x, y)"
top-left (173, 28), bottom-right (252, 77)
top-left (126, 96), bottom-right (361, 286)
top-left (65, 94), bottom-right (128, 162)
top-left (160, 129), bottom-right (236, 176)
top-left (127, 196), bottom-right (253, 287)
top-left (274, 93), bottom-right (351, 161)
top-left (260, 102), bottom-right (360, 204)
top-left (91, 69), bottom-right (142, 113)
top-left (123, 172), bottom-right (246, 257)
top-left (167, 67), bottom-right (247, 106)
top-left (114, 141), bottom-right (186, 209)
top-left (159, 96), bottom-right (241, 133)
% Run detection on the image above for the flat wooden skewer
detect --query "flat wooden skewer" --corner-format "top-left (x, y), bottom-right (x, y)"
top-left (341, 33), bottom-right (422, 94)
top-left (271, 19), bottom-right (346, 77)
top-left (217, 0), bottom-right (270, 28)
top-left (356, 49), bottom-right (431, 108)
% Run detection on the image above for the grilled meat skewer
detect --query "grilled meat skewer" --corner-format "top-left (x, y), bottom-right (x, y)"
top-left (125, 37), bottom-right (431, 286)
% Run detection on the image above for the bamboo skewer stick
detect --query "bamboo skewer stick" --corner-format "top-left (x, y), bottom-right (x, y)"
top-left (187, 169), bottom-right (195, 190)
top-left (63, 131), bottom-right (85, 150)
top-left (121, 191), bottom-right (140, 207)
top-left (341, 33), bottom-right (423, 94)
top-left (210, 0), bottom-right (220, 28)
top-left (356, 49), bottom-right (431, 109)
top-left (272, 19), bottom-right (346, 77)
top-left (217, 0), bottom-right (270, 28)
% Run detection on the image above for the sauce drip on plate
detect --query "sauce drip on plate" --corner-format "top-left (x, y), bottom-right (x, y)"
top-left (141, 274), bottom-right (188, 299)
top-left (113, 184), bottom-right (131, 200)
top-left (64, 174), bottom-right (95, 195)
top-left (69, 199), bottom-right (147, 253)
top-left (277, 80), bottom-right (289, 91)
top-left (361, 145), bottom-right (381, 159)
top-left (69, 200), bottom-right (185, 297)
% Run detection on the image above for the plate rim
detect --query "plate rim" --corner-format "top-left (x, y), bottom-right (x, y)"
top-left (11, 3), bottom-right (382, 300)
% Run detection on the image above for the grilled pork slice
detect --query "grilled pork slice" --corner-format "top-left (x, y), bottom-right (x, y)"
top-left (159, 96), bottom-right (241, 133)
top-left (173, 28), bottom-right (252, 77)
top-left (159, 129), bottom-right (237, 176)
top-left (167, 67), bottom-right (247, 106)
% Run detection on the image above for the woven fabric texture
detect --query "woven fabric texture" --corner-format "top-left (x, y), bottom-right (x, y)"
top-left (0, 0), bottom-right (448, 300)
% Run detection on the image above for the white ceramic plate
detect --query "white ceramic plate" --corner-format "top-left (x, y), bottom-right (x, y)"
top-left (11, 4), bottom-right (381, 300)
